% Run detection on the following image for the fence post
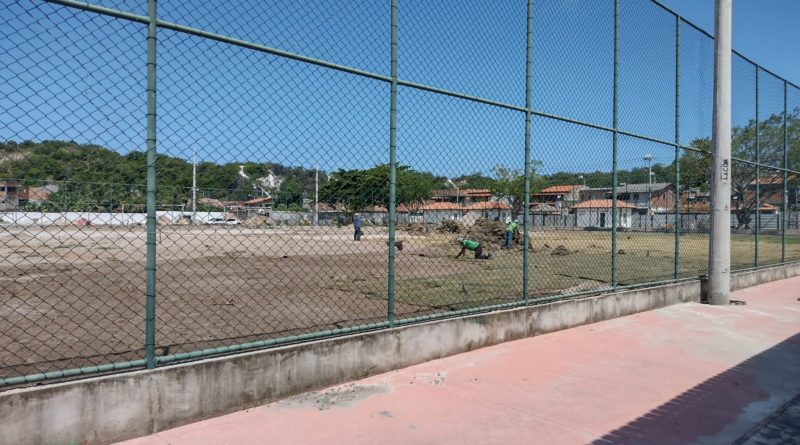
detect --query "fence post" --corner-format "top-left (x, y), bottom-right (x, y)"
top-left (145, 0), bottom-right (158, 369)
top-left (611, 0), bottom-right (619, 288)
top-left (387, 0), bottom-right (398, 325)
top-left (782, 80), bottom-right (788, 263)
top-left (754, 66), bottom-right (760, 268)
top-left (522, 0), bottom-right (533, 305)
top-left (674, 14), bottom-right (681, 280)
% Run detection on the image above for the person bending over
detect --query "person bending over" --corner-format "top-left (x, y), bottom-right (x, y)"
top-left (455, 237), bottom-right (491, 260)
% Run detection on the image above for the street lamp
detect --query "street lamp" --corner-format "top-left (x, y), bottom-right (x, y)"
top-left (446, 179), bottom-right (460, 206)
top-left (644, 153), bottom-right (653, 230)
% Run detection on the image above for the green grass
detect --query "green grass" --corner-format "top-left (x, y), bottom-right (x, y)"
top-left (333, 231), bottom-right (795, 312)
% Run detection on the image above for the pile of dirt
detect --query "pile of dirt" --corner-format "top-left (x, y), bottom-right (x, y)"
top-left (465, 218), bottom-right (511, 245)
top-left (398, 223), bottom-right (428, 235)
top-left (436, 220), bottom-right (464, 234)
top-left (550, 245), bottom-right (573, 256)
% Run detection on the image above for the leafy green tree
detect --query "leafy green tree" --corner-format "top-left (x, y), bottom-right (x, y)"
top-left (276, 179), bottom-right (304, 207)
top-left (490, 162), bottom-right (545, 219)
top-left (319, 164), bottom-right (435, 215)
top-left (452, 173), bottom-right (496, 190)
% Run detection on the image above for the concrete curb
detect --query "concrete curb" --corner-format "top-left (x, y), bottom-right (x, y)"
top-left (2, 262), bottom-right (798, 445)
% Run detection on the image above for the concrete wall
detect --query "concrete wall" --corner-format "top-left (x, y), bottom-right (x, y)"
top-left (0, 211), bottom-right (227, 226)
top-left (1, 262), bottom-right (798, 445)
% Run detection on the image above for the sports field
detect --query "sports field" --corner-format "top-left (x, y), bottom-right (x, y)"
top-left (1, 225), bottom-right (797, 380)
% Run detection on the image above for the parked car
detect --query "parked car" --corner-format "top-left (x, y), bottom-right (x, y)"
top-left (207, 217), bottom-right (241, 226)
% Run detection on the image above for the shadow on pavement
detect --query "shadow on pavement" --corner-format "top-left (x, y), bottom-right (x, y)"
top-left (591, 333), bottom-right (800, 445)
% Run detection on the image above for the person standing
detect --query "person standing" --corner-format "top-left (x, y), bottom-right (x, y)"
top-left (353, 213), bottom-right (362, 241)
top-left (503, 217), bottom-right (518, 249)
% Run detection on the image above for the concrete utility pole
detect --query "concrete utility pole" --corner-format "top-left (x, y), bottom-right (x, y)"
top-left (709, 0), bottom-right (732, 305)
top-left (191, 148), bottom-right (197, 225)
top-left (644, 153), bottom-right (652, 230)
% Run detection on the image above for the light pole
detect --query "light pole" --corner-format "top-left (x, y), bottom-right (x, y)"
top-left (191, 148), bottom-right (197, 225)
top-left (644, 153), bottom-right (652, 230)
top-left (315, 163), bottom-right (319, 226)
top-left (446, 179), bottom-right (460, 206)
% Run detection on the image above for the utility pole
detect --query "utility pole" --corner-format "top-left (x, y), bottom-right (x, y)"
top-left (191, 148), bottom-right (197, 225)
top-left (644, 153), bottom-right (652, 230)
top-left (709, 0), bottom-right (732, 305)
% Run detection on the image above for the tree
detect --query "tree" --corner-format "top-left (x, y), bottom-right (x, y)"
top-left (276, 179), bottom-right (304, 207)
top-left (679, 109), bottom-right (800, 229)
top-left (319, 164), bottom-right (436, 215)
top-left (490, 162), bottom-right (544, 219)
top-left (452, 173), bottom-right (496, 190)
top-left (679, 139), bottom-right (711, 191)
top-left (0, 140), bottom-right (322, 211)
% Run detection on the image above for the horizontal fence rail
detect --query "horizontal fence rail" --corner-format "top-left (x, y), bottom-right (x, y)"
top-left (1, 0), bottom-right (800, 388)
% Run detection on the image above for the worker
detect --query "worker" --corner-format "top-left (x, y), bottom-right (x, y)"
top-left (455, 237), bottom-right (491, 260)
top-left (503, 217), bottom-right (518, 249)
top-left (353, 213), bottom-right (362, 241)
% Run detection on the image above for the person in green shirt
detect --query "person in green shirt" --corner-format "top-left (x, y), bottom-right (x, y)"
top-left (455, 237), bottom-right (492, 260)
top-left (503, 217), bottom-right (519, 249)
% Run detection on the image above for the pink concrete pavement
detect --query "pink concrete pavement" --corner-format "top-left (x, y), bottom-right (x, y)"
top-left (120, 278), bottom-right (800, 445)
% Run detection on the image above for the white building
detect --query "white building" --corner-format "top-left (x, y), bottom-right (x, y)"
top-left (572, 199), bottom-right (635, 228)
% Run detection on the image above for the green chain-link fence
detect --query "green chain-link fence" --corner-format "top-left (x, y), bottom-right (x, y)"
top-left (2, 0), bottom-right (800, 388)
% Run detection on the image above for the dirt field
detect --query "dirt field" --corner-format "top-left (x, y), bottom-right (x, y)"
top-left (1, 224), bottom-right (798, 380)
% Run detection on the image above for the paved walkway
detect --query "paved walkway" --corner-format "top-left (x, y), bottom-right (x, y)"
top-left (121, 278), bottom-right (800, 445)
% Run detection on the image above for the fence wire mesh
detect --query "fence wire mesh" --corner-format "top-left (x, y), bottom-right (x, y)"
top-left (2, 0), bottom-right (800, 387)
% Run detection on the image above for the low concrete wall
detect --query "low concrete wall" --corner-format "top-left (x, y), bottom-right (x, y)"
top-left (0, 263), bottom-right (796, 445)
top-left (730, 262), bottom-right (800, 292)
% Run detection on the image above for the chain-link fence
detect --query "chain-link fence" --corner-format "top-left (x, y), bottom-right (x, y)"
top-left (2, 0), bottom-right (800, 388)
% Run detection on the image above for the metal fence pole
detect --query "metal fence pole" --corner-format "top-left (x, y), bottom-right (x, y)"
top-left (522, 0), bottom-right (533, 305)
top-left (387, 0), bottom-right (398, 325)
top-left (783, 80), bottom-right (788, 262)
top-left (674, 15), bottom-right (681, 280)
top-left (144, 0), bottom-right (158, 368)
top-left (754, 66), bottom-right (760, 268)
top-left (611, 0), bottom-right (619, 288)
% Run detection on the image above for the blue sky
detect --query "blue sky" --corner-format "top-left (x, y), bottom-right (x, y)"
top-left (1, 0), bottom-right (798, 180)
top-left (659, 0), bottom-right (800, 85)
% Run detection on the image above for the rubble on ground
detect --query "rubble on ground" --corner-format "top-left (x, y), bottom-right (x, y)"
top-left (398, 223), bottom-right (428, 234)
top-left (550, 245), bottom-right (573, 256)
top-left (436, 219), bottom-right (464, 234)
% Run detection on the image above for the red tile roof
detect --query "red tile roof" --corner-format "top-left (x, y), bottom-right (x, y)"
top-left (421, 202), bottom-right (463, 211)
top-left (573, 199), bottom-right (636, 209)
top-left (537, 185), bottom-right (581, 195)
top-left (242, 197), bottom-right (273, 205)
top-left (464, 201), bottom-right (512, 210)
top-left (432, 188), bottom-right (491, 197)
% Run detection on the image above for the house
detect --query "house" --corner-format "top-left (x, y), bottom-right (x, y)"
top-left (431, 188), bottom-right (491, 205)
top-left (242, 197), bottom-right (273, 208)
top-left (420, 202), bottom-right (463, 225)
top-left (25, 184), bottom-right (59, 204)
top-left (579, 183), bottom-right (674, 214)
top-left (462, 201), bottom-right (512, 226)
top-left (0, 181), bottom-right (22, 210)
top-left (529, 202), bottom-right (560, 214)
top-left (532, 185), bottom-right (586, 210)
top-left (572, 199), bottom-right (636, 228)
top-left (358, 204), bottom-right (413, 225)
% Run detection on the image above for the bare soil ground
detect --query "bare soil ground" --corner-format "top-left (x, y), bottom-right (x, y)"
top-left (1, 224), bottom-right (797, 380)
